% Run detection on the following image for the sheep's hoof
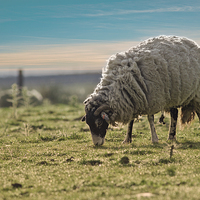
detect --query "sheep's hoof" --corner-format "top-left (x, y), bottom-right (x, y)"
top-left (152, 139), bottom-right (159, 143)
top-left (122, 138), bottom-right (132, 144)
top-left (152, 137), bottom-right (159, 143)
top-left (167, 135), bottom-right (176, 141)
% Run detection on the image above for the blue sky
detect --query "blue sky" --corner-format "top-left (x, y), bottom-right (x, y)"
top-left (1, 0), bottom-right (200, 76)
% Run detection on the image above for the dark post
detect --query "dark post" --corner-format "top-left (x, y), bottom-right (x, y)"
top-left (18, 69), bottom-right (23, 90)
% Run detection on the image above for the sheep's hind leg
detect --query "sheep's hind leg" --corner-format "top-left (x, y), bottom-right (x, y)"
top-left (123, 120), bottom-right (134, 143)
top-left (159, 113), bottom-right (165, 124)
top-left (148, 115), bottom-right (158, 143)
top-left (196, 111), bottom-right (200, 121)
top-left (168, 108), bottom-right (178, 140)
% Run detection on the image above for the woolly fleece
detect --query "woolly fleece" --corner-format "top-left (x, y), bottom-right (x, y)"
top-left (84, 36), bottom-right (200, 125)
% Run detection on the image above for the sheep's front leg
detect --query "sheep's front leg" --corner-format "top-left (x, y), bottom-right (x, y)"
top-left (148, 115), bottom-right (158, 143)
top-left (123, 120), bottom-right (134, 143)
top-left (168, 108), bottom-right (178, 140)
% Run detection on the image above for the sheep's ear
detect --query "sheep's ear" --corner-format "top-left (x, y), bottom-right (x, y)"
top-left (101, 112), bottom-right (110, 123)
top-left (81, 115), bottom-right (86, 122)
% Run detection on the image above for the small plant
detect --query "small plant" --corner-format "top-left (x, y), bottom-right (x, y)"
top-left (69, 95), bottom-right (78, 107)
top-left (22, 123), bottom-right (32, 136)
top-left (22, 87), bottom-right (31, 109)
top-left (170, 144), bottom-right (174, 159)
top-left (7, 84), bottom-right (21, 118)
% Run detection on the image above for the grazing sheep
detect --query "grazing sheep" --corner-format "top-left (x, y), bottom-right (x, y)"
top-left (82, 35), bottom-right (200, 145)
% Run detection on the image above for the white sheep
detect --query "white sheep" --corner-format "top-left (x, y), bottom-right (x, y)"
top-left (82, 35), bottom-right (200, 145)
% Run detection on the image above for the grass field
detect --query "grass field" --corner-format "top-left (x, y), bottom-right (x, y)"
top-left (0, 104), bottom-right (200, 200)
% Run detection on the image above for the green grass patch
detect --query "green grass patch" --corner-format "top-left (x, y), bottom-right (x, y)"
top-left (0, 105), bottom-right (200, 199)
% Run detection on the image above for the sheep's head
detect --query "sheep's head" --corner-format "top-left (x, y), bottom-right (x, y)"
top-left (82, 104), bottom-right (112, 145)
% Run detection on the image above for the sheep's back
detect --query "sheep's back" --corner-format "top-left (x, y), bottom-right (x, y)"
top-left (101, 36), bottom-right (200, 116)
top-left (131, 36), bottom-right (200, 113)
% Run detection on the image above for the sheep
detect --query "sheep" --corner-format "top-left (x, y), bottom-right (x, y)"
top-left (82, 35), bottom-right (200, 145)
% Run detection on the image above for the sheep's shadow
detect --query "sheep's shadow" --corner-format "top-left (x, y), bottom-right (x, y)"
top-left (175, 140), bottom-right (200, 150)
top-left (138, 140), bottom-right (200, 150)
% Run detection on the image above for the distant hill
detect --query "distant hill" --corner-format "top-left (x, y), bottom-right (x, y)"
top-left (0, 73), bottom-right (102, 90)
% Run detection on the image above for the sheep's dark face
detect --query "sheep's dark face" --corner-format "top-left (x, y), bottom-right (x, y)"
top-left (82, 108), bottom-right (109, 145)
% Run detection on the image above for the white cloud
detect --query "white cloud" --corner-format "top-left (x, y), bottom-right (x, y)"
top-left (84, 6), bottom-right (200, 17)
top-left (0, 40), bottom-right (139, 74)
top-left (1, 35), bottom-right (199, 76)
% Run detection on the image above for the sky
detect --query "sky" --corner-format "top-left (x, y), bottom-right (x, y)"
top-left (0, 0), bottom-right (200, 76)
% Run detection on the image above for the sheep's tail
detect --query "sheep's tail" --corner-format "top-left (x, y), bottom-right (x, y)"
top-left (181, 105), bottom-right (195, 124)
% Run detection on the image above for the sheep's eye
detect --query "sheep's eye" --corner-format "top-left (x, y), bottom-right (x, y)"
top-left (95, 119), bottom-right (103, 128)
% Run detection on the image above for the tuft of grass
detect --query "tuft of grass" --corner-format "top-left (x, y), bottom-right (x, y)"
top-left (119, 156), bottom-right (130, 164)
top-left (166, 166), bottom-right (176, 176)
top-left (79, 159), bottom-right (103, 166)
